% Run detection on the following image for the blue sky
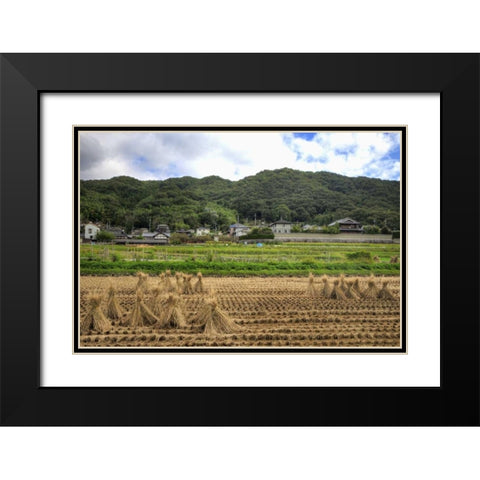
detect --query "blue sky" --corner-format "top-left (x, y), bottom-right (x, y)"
top-left (80, 130), bottom-right (401, 181)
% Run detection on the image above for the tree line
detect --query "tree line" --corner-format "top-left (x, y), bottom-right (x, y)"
top-left (80, 168), bottom-right (400, 232)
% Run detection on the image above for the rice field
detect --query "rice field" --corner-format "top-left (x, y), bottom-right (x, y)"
top-left (79, 273), bottom-right (401, 349)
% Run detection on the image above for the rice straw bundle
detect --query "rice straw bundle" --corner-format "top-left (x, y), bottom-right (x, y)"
top-left (182, 274), bottom-right (194, 294)
top-left (306, 273), bottom-right (317, 297)
top-left (330, 279), bottom-right (346, 300)
top-left (344, 280), bottom-right (360, 299)
top-left (339, 274), bottom-right (347, 292)
top-left (373, 255), bottom-right (380, 263)
top-left (352, 278), bottom-right (362, 296)
top-left (159, 294), bottom-right (186, 328)
top-left (197, 294), bottom-right (240, 336)
top-left (106, 284), bottom-right (124, 320)
top-left (124, 289), bottom-right (159, 327)
top-left (135, 272), bottom-right (149, 292)
top-left (390, 256), bottom-right (399, 264)
top-left (81, 293), bottom-right (111, 334)
top-left (148, 286), bottom-right (164, 317)
top-left (321, 275), bottom-right (332, 297)
top-left (194, 272), bottom-right (205, 293)
top-left (164, 270), bottom-right (175, 292)
top-left (175, 272), bottom-right (184, 293)
top-left (362, 276), bottom-right (379, 299)
top-left (377, 280), bottom-right (395, 300)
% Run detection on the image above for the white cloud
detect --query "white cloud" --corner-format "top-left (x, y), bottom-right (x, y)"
top-left (283, 131), bottom-right (400, 179)
top-left (79, 130), bottom-right (401, 181)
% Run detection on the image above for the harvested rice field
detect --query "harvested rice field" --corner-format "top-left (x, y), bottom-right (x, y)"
top-left (79, 273), bottom-right (401, 349)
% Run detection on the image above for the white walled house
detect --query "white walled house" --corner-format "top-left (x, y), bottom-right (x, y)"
top-left (229, 223), bottom-right (250, 237)
top-left (269, 219), bottom-right (292, 234)
top-left (196, 227), bottom-right (210, 236)
top-left (83, 223), bottom-right (100, 240)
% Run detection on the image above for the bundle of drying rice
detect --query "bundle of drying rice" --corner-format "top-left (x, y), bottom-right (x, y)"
top-left (135, 272), bottom-right (149, 292)
top-left (106, 285), bottom-right (124, 320)
top-left (390, 256), bottom-right (399, 264)
top-left (362, 276), bottom-right (379, 299)
top-left (377, 280), bottom-right (395, 300)
top-left (197, 294), bottom-right (240, 336)
top-left (339, 274), bottom-right (348, 292)
top-left (344, 280), bottom-right (360, 299)
top-left (159, 293), bottom-right (186, 328)
top-left (352, 278), bottom-right (362, 296)
top-left (321, 275), bottom-right (332, 297)
top-left (306, 273), bottom-right (317, 297)
top-left (194, 272), bottom-right (205, 293)
top-left (182, 274), bottom-right (194, 294)
top-left (373, 255), bottom-right (380, 263)
top-left (124, 289), bottom-right (159, 327)
top-left (81, 293), bottom-right (111, 334)
top-left (330, 279), bottom-right (346, 300)
top-left (164, 270), bottom-right (175, 292)
top-left (175, 272), bottom-right (184, 293)
top-left (148, 286), bottom-right (164, 317)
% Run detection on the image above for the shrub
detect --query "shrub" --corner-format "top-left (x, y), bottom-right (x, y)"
top-left (193, 235), bottom-right (212, 243)
top-left (346, 251), bottom-right (372, 262)
top-left (96, 230), bottom-right (115, 242)
top-left (321, 224), bottom-right (339, 234)
top-left (110, 252), bottom-right (121, 262)
top-left (380, 225), bottom-right (391, 234)
top-left (363, 225), bottom-right (381, 234)
top-left (243, 227), bottom-right (274, 239)
top-left (170, 233), bottom-right (190, 244)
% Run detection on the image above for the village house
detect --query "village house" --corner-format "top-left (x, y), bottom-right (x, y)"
top-left (328, 217), bottom-right (363, 233)
top-left (141, 232), bottom-right (170, 244)
top-left (229, 223), bottom-right (250, 238)
top-left (155, 224), bottom-right (171, 235)
top-left (196, 226), bottom-right (210, 236)
top-left (269, 219), bottom-right (292, 234)
top-left (83, 223), bottom-right (101, 240)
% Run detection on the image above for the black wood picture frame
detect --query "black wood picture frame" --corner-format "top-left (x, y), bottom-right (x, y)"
top-left (0, 53), bottom-right (478, 426)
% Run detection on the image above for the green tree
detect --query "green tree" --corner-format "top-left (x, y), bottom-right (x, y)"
top-left (96, 230), bottom-right (115, 242)
top-left (322, 224), bottom-right (339, 234)
top-left (363, 225), bottom-right (381, 234)
top-left (243, 227), bottom-right (274, 239)
top-left (273, 203), bottom-right (291, 220)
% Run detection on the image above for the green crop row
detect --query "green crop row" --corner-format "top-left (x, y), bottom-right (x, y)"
top-left (80, 259), bottom-right (400, 276)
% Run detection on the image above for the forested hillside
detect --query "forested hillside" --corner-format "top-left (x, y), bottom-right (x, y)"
top-left (80, 168), bottom-right (400, 231)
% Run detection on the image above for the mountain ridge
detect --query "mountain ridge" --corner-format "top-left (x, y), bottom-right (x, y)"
top-left (80, 168), bottom-right (400, 231)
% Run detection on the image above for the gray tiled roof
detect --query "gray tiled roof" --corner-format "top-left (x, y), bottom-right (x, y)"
top-left (328, 217), bottom-right (361, 226)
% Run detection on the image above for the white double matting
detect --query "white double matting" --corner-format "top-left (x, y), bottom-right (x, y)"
top-left (41, 93), bottom-right (440, 387)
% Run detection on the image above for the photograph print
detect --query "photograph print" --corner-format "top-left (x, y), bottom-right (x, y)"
top-left (76, 126), bottom-right (405, 352)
